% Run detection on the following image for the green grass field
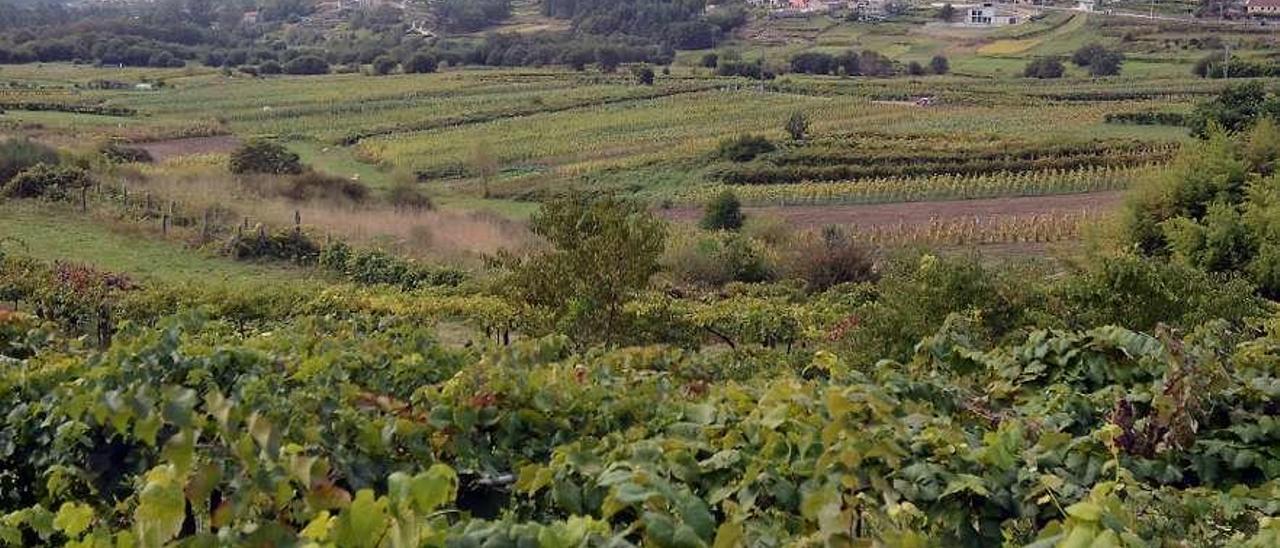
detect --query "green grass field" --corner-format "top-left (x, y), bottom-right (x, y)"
top-left (0, 202), bottom-right (307, 285)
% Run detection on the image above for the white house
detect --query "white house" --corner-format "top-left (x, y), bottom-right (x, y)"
top-left (968, 2), bottom-right (1019, 25)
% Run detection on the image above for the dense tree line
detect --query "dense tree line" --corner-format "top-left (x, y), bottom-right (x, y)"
top-left (787, 49), bottom-right (915, 77)
top-left (431, 0), bottom-right (512, 33)
top-left (0, 0), bottom-right (740, 71)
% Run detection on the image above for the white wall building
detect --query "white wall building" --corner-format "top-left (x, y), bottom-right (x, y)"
top-left (968, 2), bottom-right (1020, 24)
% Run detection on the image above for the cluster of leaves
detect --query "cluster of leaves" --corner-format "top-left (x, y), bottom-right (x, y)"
top-left (1072, 43), bottom-right (1125, 77)
top-left (319, 242), bottom-right (467, 290)
top-left (0, 164), bottom-right (90, 202)
top-left (1125, 120), bottom-right (1280, 297)
top-left (228, 139), bottom-right (303, 176)
top-left (4, 254), bottom-right (1280, 545)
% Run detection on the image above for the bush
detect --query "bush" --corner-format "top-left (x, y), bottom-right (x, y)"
top-left (404, 53), bottom-right (438, 74)
top-left (0, 138), bottom-right (59, 183)
top-left (631, 64), bottom-right (655, 85)
top-left (717, 134), bottom-right (775, 162)
top-left (387, 180), bottom-right (434, 211)
top-left (225, 227), bottom-right (321, 264)
top-left (282, 55), bottom-right (330, 75)
top-left (930, 55), bottom-right (949, 75)
top-left (258, 60), bottom-right (282, 75)
top-left (1023, 57), bottom-right (1065, 79)
top-left (700, 190), bottom-right (744, 231)
top-left (279, 171), bottom-right (369, 203)
top-left (788, 227), bottom-right (877, 292)
top-left (494, 194), bottom-right (666, 346)
top-left (372, 56), bottom-right (398, 75)
top-left (664, 232), bottom-right (775, 287)
top-left (1072, 43), bottom-right (1124, 76)
top-left (785, 111), bottom-right (809, 141)
top-left (98, 141), bottom-right (153, 164)
top-left (229, 140), bottom-right (303, 175)
top-left (701, 53), bottom-right (718, 68)
top-left (1, 164), bottom-right (90, 201)
top-left (790, 52), bottom-right (836, 75)
top-left (907, 61), bottom-right (925, 76)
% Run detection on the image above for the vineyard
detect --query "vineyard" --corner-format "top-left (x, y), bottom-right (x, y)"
top-left (4, 207), bottom-right (1280, 545)
top-left (0, 66), bottom-right (1205, 204)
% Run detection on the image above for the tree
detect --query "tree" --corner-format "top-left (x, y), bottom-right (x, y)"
top-left (404, 53), bottom-right (438, 74)
top-left (701, 52), bottom-right (719, 68)
top-left (282, 55), bottom-right (329, 75)
top-left (835, 50), bottom-right (860, 76)
top-left (701, 190), bottom-right (744, 231)
top-left (938, 3), bottom-right (955, 20)
top-left (1086, 50), bottom-right (1124, 77)
top-left (229, 139), bottom-right (302, 175)
top-left (930, 55), bottom-right (950, 75)
top-left (631, 64), bottom-right (655, 85)
top-left (372, 56), bottom-right (397, 75)
top-left (1188, 81), bottom-right (1280, 137)
top-left (1023, 57), bottom-right (1064, 79)
top-left (785, 111), bottom-right (810, 141)
top-left (1071, 43), bottom-right (1108, 67)
top-left (790, 52), bottom-right (836, 75)
top-left (495, 194), bottom-right (667, 346)
top-left (907, 61), bottom-right (925, 76)
top-left (596, 47), bottom-right (620, 72)
top-left (1072, 43), bottom-right (1124, 76)
top-left (717, 134), bottom-right (775, 162)
top-left (1123, 124), bottom-right (1280, 297)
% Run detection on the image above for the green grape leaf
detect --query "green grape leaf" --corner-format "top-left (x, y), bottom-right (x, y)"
top-left (53, 502), bottom-right (94, 538)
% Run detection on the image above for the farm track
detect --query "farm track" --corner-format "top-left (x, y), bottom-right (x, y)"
top-left (663, 190), bottom-right (1124, 229)
top-left (136, 135), bottom-right (241, 161)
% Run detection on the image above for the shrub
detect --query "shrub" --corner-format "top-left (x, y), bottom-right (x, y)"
top-left (387, 180), bottom-right (434, 211)
top-left (404, 53), bottom-right (438, 74)
top-left (229, 139), bottom-right (303, 175)
top-left (372, 56), bottom-right (398, 75)
top-left (282, 55), bottom-right (330, 75)
top-left (631, 64), bottom-right (655, 85)
top-left (1023, 57), bottom-right (1065, 79)
top-left (907, 61), bottom-right (925, 76)
top-left (0, 138), bottom-right (59, 183)
top-left (701, 53), bottom-right (718, 68)
top-left (700, 189), bottom-right (744, 231)
top-left (98, 141), bottom-right (153, 164)
top-left (225, 227), bottom-right (321, 264)
top-left (664, 232), bottom-right (775, 287)
top-left (279, 171), bottom-right (369, 203)
top-left (785, 111), bottom-right (809, 141)
top-left (790, 52), bottom-right (836, 75)
top-left (493, 194), bottom-right (666, 346)
top-left (1072, 43), bottom-right (1124, 76)
top-left (930, 55), bottom-right (949, 75)
top-left (717, 134), bottom-right (775, 162)
top-left (788, 227), bottom-right (877, 292)
top-left (1, 164), bottom-right (90, 201)
top-left (258, 60), bottom-right (282, 75)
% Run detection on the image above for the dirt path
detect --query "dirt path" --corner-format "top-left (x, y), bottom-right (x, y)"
top-left (136, 135), bottom-right (241, 161)
top-left (663, 191), bottom-right (1125, 229)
